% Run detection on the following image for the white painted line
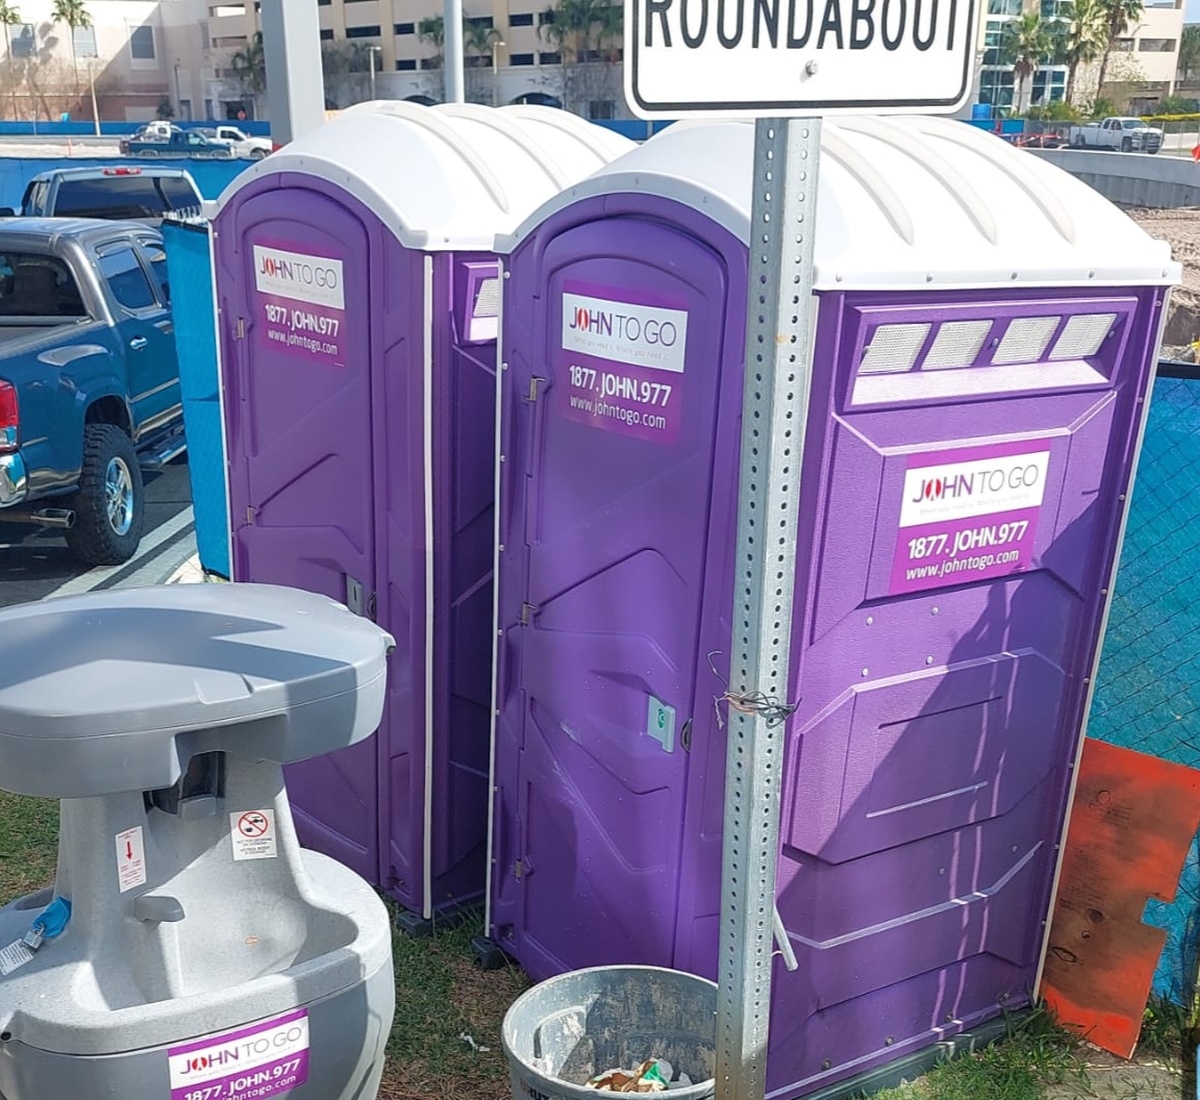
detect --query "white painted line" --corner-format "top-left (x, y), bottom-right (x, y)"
top-left (44, 506), bottom-right (195, 600)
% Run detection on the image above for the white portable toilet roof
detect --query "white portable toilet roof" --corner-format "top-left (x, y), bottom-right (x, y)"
top-left (215, 102), bottom-right (635, 252)
top-left (502, 117), bottom-right (1179, 291)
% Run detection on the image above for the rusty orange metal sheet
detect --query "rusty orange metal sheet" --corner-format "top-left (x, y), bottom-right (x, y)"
top-left (1040, 738), bottom-right (1200, 1057)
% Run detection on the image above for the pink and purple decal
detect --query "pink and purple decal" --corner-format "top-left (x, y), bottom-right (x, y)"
top-left (889, 440), bottom-right (1052, 595)
top-left (252, 242), bottom-right (346, 366)
top-left (557, 281), bottom-right (687, 444)
top-left (167, 1008), bottom-right (309, 1100)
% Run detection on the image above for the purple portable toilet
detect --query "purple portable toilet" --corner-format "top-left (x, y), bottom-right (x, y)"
top-left (212, 102), bottom-right (632, 930)
top-left (486, 117), bottom-right (1179, 1096)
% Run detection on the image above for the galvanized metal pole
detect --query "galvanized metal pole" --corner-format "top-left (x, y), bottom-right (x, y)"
top-left (443, 0), bottom-right (465, 103)
top-left (714, 116), bottom-right (822, 1100)
top-left (259, 0), bottom-right (326, 146)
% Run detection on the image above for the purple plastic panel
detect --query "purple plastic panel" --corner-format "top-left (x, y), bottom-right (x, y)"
top-left (492, 193), bottom-right (1167, 1098)
top-left (215, 176), bottom-right (494, 916)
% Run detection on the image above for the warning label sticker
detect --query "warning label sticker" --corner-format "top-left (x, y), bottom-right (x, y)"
top-left (0, 940), bottom-right (35, 977)
top-left (115, 826), bottom-right (146, 893)
top-left (230, 809), bottom-right (278, 861)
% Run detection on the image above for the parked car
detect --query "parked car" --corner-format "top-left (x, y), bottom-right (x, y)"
top-left (212, 125), bottom-right (272, 159)
top-left (1068, 117), bottom-right (1163, 153)
top-left (124, 127), bottom-right (235, 159)
top-left (0, 218), bottom-right (184, 564)
top-left (14, 166), bottom-right (203, 226)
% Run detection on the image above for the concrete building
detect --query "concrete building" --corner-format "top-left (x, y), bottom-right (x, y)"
top-left (202, 0), bottom-right (626, 119)
top-left (0, 0), bottom-right (209, 122)
top-left (975, 0), bottom-right (1185, 114)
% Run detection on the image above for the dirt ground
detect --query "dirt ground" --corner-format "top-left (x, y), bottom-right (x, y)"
top-left (1126, 208), bottom-right (1200, 356)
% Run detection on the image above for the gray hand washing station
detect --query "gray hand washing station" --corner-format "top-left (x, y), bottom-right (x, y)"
top-left (0, 583), bottom-right (396, 1100)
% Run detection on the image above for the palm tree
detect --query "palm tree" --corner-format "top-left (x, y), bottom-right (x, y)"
top-left (417, 14), bottom-right (445, 63)
top-left (1001, 11), bottom-right (1053, 113)
top-left (50, 0), bottom-right (89, 119)
top-left (0, 2), bottom-right (21, 122)
top-left (1177, 23), bottom-right (1200, 83)
top-left (463, 18), bottom-right (499, 62)
top-left (230, 29), bottom-right (267, 106)
top-left (1095, 0), bottom-right (1144, 95)
top-left (540, 0), bottom-right (622, 111)
top-left (1059, 0), bottom-right (1108, 104)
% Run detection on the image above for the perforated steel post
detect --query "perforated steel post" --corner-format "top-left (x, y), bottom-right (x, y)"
top-left (715, 117), bottom-right (822, 1100)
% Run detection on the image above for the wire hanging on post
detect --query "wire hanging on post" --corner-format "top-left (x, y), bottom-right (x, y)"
top-left (707, 651), bottom-right (799, 730)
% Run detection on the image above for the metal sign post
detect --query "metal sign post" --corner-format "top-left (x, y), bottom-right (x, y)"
top-left (714, 116), bottom-right (820, 1100)
top-left (621, 7), bottom-right (973, 1099)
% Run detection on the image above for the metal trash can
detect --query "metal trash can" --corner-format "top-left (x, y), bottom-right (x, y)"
top-left (0, 583), bottom-right (395, 1100)
top-left (502, 966), bottom-right (717, 1099)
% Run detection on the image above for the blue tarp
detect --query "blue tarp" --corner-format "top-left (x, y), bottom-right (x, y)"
top-left (162, 220), bottom-right (230, 580)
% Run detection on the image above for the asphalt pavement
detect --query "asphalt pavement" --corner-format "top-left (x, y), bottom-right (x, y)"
top-left (0, 458), bottom-right (197, 608)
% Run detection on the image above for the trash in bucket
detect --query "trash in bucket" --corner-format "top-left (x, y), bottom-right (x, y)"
top-left (503, 966), bottom-right (716, 1100)
top-left (587, 1057), bottom-right (691, 1091)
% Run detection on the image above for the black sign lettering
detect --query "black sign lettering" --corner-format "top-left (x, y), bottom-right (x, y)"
top-left (817, 0), bottom-right (844, 48)
top-left (850, 0), bottom-right (875, 47)
top-left (880, 0), bottom-right (905, 49)
top-left (646, 0), bottom-right (674, 45)
top-left (753, 0), bottom-right (780, 46)
top-left (680, 0), bottom-right (709, 46)
top-left (717, 0), bottom-right (745, 46)
top-left (786, 0), bottom-right (814, 47)
top-left (913, 0), bottom-right (937, 48)
top-left (945, 0), bottom-right (957, 47)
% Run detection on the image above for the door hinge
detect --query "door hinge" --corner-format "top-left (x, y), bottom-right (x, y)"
top-left (519, 602), bottom-right (537, 626)
top-left (235, 317), bottom-right (246, 340)
top-left (527, 376), bottom-right (543, 401)
top-left (245, 506), bottom-right (254, 524)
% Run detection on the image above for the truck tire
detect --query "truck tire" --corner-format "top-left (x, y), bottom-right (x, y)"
top-left (1121, 137), bottom-right (1132, 152)
top-left (64, 424), bottom-right (144, 566)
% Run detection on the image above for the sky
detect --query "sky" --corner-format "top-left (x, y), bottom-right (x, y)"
top-left (1187, 0), bottom-right (1198, 24)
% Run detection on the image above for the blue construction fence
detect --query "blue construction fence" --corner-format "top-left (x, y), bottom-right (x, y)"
top-left (0, 119), bottom-right (271, 138)
top-left (1088, 361), bottom-right (1200, 1006)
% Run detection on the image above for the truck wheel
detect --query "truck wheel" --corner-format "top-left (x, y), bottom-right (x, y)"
top-left (65, 424), bottom-right (144, 566)
top-left (1121, 137), bottom-right (1132, 152)
top-left (250, 148), bottom-right (267, 160)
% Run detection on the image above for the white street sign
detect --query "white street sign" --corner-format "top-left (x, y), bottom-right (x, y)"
top-left (624, 0), bottom-right (975, 117)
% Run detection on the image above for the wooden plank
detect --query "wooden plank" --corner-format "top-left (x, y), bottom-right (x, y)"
top-left (1041, 738), bottom-right (1200, 1057)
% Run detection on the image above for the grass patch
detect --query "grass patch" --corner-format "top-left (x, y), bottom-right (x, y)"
top-left (872, 1008), bottom-right (1090, 1100)
top-left (0, 791), bottom-right (58, 900)
top-left (380, 915), bottom-right (528, 1100)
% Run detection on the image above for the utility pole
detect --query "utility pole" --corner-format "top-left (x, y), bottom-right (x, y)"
top-left (443, 0), bottom-right (464, 103)
top-left (259, 0), bottom-right (326, 146)
top-left (368, 44), bottom-right (381, 101)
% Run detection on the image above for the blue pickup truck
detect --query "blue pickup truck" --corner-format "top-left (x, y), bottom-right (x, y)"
top-left (0, 219), bottom-right (184, 565)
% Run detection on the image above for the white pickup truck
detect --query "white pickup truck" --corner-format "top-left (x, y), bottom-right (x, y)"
top-left (1068, 117), bottom-right (1163, 153)
top-left (211, 125), bottom-right (273, 160)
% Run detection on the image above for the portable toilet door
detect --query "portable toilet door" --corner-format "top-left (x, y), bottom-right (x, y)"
top-left (487, 117), bottom-right (1179, 1097)
top-left (213, 103), bottom-right (632, 923)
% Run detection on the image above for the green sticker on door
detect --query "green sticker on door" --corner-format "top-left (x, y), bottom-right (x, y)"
top-left (647, 695), bottom-right (676, 753)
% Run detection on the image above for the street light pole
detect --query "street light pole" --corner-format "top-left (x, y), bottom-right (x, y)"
top-left (368, 44), bottom-right (380, 101)
top-left (491, 38), bottom-right (504, 107)
top-left (88, 61), bottom-right (99, 136)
